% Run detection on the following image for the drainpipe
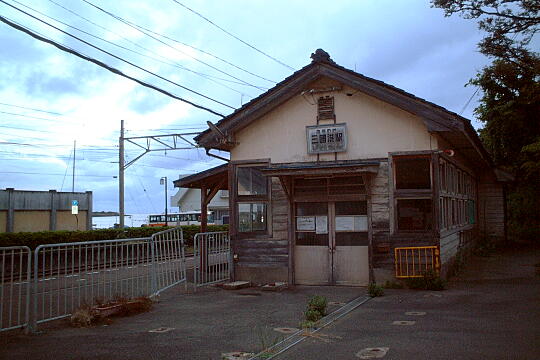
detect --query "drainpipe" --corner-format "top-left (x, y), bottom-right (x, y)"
top-left (205, 148), bottom-right (230, 162)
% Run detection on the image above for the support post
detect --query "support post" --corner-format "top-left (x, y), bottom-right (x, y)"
top-left (49, 190), bottom-right (57, 231)
top-left (6, 187), bottom-right (14, 233)
top-left (72, 140), bottom-right (76, 192)
top-left (200, 184), bottom-right (208, 277)
top-left (119, 120), bottom-right (125, 228)
top-left (86, 191), bottom-right (93, 231)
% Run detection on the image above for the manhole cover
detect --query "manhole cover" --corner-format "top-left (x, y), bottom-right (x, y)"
top-left (274, 327), bottom-right (299, 334)
top-left (221, 351), bottom-right (255, 359)
top-left (356, 347), bottom-right (389, 359)
top-left (328, 301), bottom-right (346, 306)
top-left (405, 311), bottom-right (426, 316)
top-left (392, 321), bottom-right (415, 326)
top-left (148, 327), bottom-right (175, 333)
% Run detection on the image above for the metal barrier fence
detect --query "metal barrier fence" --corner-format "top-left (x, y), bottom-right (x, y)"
top-left (1, 246), bottom-right (31, 332)
top-left (150, 227), bottom-right (187, 296)
top-left (193, 232), bottom-right (231, 288)
top-left (1, 227), bottom-right (186, 333)
top-left (394, 246), bottom-right (440, 278)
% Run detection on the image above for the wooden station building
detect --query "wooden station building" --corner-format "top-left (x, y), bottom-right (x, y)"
top-left (175, 49), bottom-right (510, 286)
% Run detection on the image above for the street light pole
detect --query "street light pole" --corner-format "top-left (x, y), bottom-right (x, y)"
top-left (160, 177), bottom-right (168, 226)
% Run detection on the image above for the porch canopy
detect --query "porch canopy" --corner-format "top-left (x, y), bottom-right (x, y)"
top-left (260, 160), bottom-right (380, 199)
top-left (173, 163), bottom-right (228, 231)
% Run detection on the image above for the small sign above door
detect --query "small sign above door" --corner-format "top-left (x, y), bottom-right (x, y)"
top-left (306, 123), bottom-right (347, 154)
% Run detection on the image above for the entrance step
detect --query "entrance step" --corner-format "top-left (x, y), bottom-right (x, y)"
top-left (261, 282), bottom-right (287, 292)
top-left (222, 281), bottom-right (251, 290)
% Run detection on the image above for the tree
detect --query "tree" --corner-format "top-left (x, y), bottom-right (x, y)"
top-left (432, 1), bottom-right (539, 66)
top-left (432, 1), bottom-right (540, 241)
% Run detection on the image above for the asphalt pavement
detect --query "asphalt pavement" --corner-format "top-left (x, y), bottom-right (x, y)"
top-left (0, 243), bottom-right (538, 360)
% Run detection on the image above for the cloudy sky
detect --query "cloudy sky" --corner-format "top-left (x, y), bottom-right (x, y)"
top-left (0, 0), bottom-right (493, 217)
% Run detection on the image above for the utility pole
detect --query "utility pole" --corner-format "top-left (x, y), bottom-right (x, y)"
top-left (160, 176), bottom-right (168, 225)
top-left (117, 120), bottom-right (199, 229)
top-left (119, 120), bottom-right (125, 228)
top-left (72, 140), bottom-right (76, 192)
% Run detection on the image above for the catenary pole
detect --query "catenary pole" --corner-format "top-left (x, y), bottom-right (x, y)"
top-left (119, 120), bottom-right (125, 228)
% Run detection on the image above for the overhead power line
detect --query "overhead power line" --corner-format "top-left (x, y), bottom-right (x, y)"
top-left (1, 0), bottom-right (235, 111)
top-left (0, 102), bottom-right (63, 116)
top-left (48, 0), bottom-right (275, 85)
top-left (17, 0), bottom-right (254, 98)
top-left (169, 0), bottom-right (295, 70)
top-left (0, 14), bottom-right (226, 118)
top-left (80, 0), bottom-right (268, 91)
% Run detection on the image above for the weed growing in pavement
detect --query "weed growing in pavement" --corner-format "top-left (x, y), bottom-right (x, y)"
top-left (69, 296), bottom-right (153, 327)
top-left (368, 283), bottom-right (384, 297)
top-left (299, 295), bottom-right (328, 329)
top-left (255, 325), bottom-right (282, 357)
top-left (405, 271), bottom-right (446, 291)
top-left (307, 295), bottom-right (327, 316)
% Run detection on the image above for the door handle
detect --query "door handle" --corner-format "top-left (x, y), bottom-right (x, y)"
top-left (328, 247), bottom-right (336, 253)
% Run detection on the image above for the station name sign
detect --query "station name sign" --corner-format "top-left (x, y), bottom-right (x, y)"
top-left (306, 123), bottom-right (347, 154)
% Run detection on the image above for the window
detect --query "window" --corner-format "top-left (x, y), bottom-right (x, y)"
top-left (236, 165), bottom-right (269, 234)
top-left (237, 167), bottom-right (267, 196)
top-left (397, 199), bottom-right (432, 231)
top-left (238, 203), bottom-right (266, 232)
top-left (392, 155), bottom-right (433, 232)
top-left (394, 157), bottom-right (431, 190)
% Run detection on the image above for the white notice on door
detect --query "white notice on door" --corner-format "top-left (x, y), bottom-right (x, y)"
top-left (315, 216), bottom-right (328, 234)
top-left (296, 216), bottom-right (315, 231)
top-left (335, 216), bottom-right (355, 231)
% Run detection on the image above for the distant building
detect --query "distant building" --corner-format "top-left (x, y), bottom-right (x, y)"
top-left (0, 188), bottom-right (92, 232)
top-left (171, 186), bottom-right (229, 225)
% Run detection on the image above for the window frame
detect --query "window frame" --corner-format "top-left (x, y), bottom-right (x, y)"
top-left (390, 153), bottom-right (436, 234)
top-left (233, 162), bottom-right (271, 237)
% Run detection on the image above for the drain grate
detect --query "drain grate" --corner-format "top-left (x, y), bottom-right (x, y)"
top-left (249, 296), bottom-right (371, 360)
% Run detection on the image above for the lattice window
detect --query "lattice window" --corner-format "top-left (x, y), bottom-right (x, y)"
top-left (317, 96), bottom-right (335, 120)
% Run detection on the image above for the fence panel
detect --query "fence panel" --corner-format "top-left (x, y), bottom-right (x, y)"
top-left (1, 246), bottom-right (31, 332)
top-left (394, 246), bottom-right (440, 278)
top-left (150, 227), bottom-right (187, 296)
top-left (193, 232), bottom-right (231, 288)
top-left (30, 228), bottom-right (186, 329)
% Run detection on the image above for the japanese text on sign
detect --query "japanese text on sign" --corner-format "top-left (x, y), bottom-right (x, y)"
top-left (306, 123), bottom-right (347, 154)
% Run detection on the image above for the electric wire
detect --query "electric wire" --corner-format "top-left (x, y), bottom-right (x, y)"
top-left (13, 0), bottom-right (253, 97)
top-left (169, 0), bottom-right (295, 70)
top-left (0, 102), bottom-right (63, 116)
top-left (80, 0), bottom-right (268, 91)
top-left (1, 1), bottom-right (235, 110)
top-left (47, 0), bottom-right (275, 85)
top-left (59, 145), bottom-right (73, 191)
top-left (0, 11), bottom-right (227, 117)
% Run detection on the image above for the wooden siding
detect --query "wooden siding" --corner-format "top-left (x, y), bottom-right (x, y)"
top-left (235, 178), bottom-right (289, 267)
top-left (478, 182), bottom-right (506, 241)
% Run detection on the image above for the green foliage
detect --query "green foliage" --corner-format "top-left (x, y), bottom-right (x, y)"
top-left (0, 225), bottom-right (228, 249)
top-left (299, 320), bottom-right (317, 329)
top-left (433, 1), bottom-right (540, 244)
top-left (383, 280), bottom-right (404, 289)
top-left (304, 309), bottom-right (322, 322)
top-left (307, 295), bottom-right (327, 316)
top-left (367, 283), bottom-right (385, 297)
top-left (405, 271), bottom-right (446, 291)
top-left (300, 295), bottom-right (327, 328)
